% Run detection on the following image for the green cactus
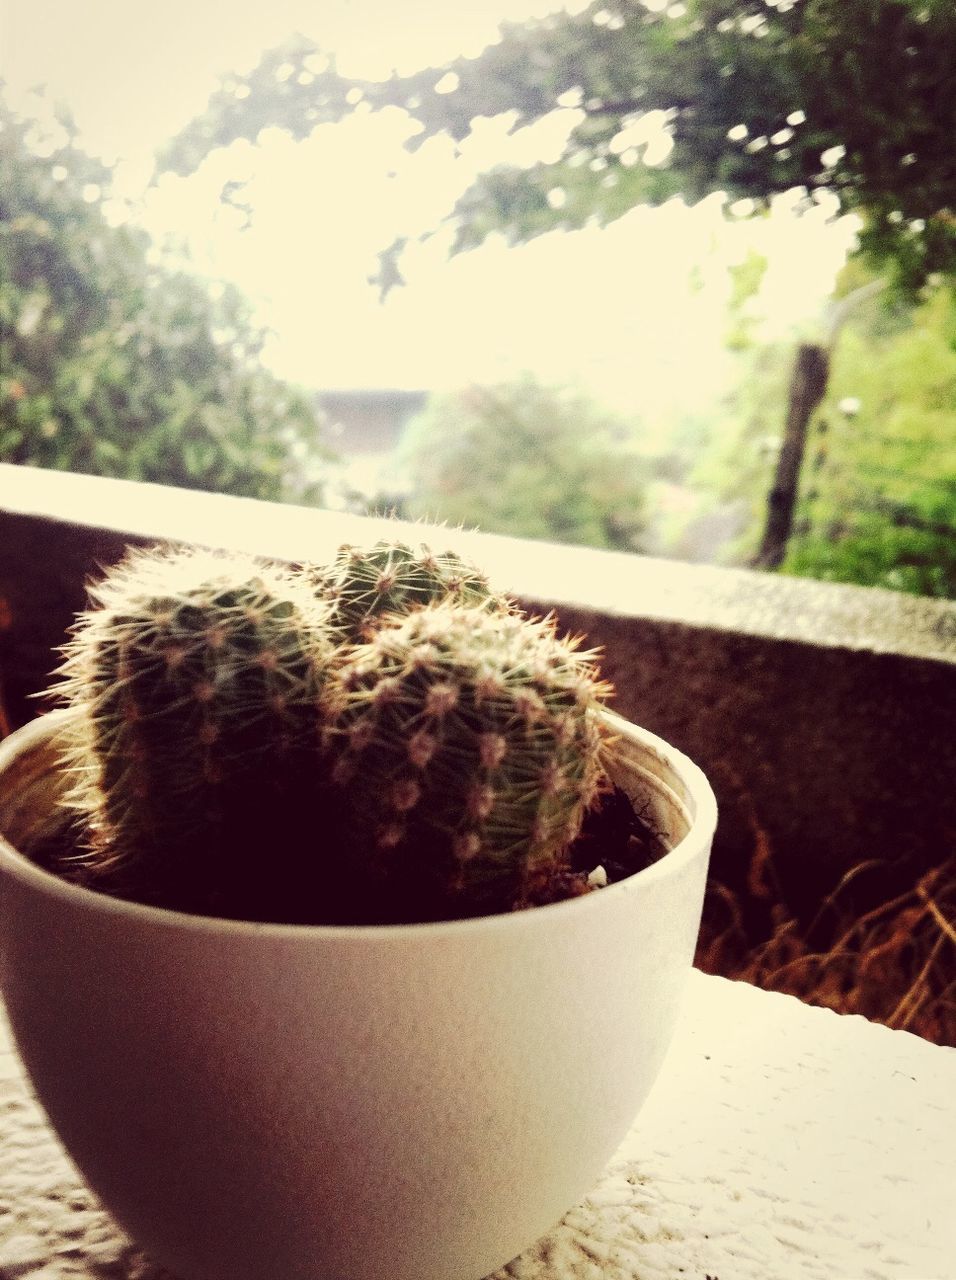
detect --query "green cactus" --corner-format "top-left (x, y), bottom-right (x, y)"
top-left (311, 537), bottom-right (506, 643)
top-left (56, 545), bottom-right (338, 918)
top-left (325, 601), bottom-right (613, 921)
top-left (49, 539), bottom-right (621, 925)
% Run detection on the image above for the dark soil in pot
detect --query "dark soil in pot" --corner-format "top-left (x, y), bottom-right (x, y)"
top-left (20, 783), bottom-right (667, 928)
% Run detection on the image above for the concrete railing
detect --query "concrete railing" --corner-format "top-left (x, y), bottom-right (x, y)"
top-left (2, 462), bottom-right (954, 935)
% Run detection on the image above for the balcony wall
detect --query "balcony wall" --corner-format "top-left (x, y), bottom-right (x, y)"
top-left (1, 463), bottom-right (954, 933)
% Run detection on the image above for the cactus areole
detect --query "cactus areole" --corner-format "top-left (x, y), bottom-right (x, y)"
top-left (312, 537), bottom-right (504, 643)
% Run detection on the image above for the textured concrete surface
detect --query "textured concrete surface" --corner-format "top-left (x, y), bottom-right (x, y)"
top-left (2, 464), bottom-right (953, 659)
top-left (1, 463), bottom-right (955, 924)
top-left (1, 971), bottom-right (954, 1280)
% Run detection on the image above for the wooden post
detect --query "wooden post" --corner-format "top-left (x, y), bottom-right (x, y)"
top-left (752, 341), bottom-right (830, 570)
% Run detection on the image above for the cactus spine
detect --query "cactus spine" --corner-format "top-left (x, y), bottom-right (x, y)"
top-left (57, 546), bottom-right (337, 917)
top-left (326, 602), bottom-right (612, 920)
top-left (312, 538), bottom-right (504, 643)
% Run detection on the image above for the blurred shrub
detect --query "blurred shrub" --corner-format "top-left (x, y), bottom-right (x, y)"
top-left (784, 286), bottom-right (956, 598)
top-left (396, 376), bottom-right (649, 552)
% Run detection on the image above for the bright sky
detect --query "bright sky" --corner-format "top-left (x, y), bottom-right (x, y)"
top-left (2, 0), bottom-right (859, 410)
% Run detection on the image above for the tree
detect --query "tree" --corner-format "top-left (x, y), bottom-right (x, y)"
top-left (0, 90), bottom-right (331, 502)
top-left (156, 0), bottom-right (956, 586)
top-left (395, 377), bottom-right (650, 551)
top-left (158, 1), bottom-right (956, 293)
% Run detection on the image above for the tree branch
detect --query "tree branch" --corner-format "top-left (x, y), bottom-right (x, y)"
top-left (824, 278), bottom-right (888, 348)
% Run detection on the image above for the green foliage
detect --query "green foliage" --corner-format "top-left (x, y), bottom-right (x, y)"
top-left (664, 272), bottom-right (956, 591)
top-left (675, 249), bottom-right (797, 563)
top-left (159, 2), bottom-right (956, 291)
top-left (57, 546), bottom-right (339, 917)
top-left (155, 36), bottom-right (361, 179)
top-left (0, 90), bottom-right (330, 500)
top-left (725, 249), bottom-right (770, 352)
top-left (396, 378), bottom-right (649, 552)
top-left (673, 343), bottom-right (793, 563)
top-left (450, 151), bottom-right (684, 253)
top-left (311, 537), bottom-right (505, 643)
top-left (784, 286), bottom-right (956, 597)
top-left (151, 3), bottom-right (956, 598)
top-left (326, 602), bottom-right (611, 920)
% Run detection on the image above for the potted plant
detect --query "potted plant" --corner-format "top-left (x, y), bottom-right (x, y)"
top-left (0, 538), bottom-right (716, 1280)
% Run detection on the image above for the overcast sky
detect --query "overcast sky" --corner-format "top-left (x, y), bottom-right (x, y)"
top-left (2, 1), bottom-right (859, 405)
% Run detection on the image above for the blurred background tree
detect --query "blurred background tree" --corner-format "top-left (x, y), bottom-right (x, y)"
top-left (156, 0), bottom-right (956, 597)
top-left (394, 376), bottom-right (649, 550)
top-left (0, 90), bottom-right (331, 502)
top-left (159, 0), bottom-right (956, 293)
top-left (784, 283), bottom-right (956, 596)
top-left (674, 257), bottom-right (956, 595)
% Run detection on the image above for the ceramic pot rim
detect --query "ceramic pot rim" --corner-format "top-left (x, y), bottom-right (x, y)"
top-left (0, 708), bottom-right (717, 942)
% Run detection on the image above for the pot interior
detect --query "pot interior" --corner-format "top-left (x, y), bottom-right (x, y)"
top-left (1, 708), bottom-right (701, 870)
top-left (600, 710), bottom-right (696, 853)
top-left (0, 711), bottom-right (75, 857)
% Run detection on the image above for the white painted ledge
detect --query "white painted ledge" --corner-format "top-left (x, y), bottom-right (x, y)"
top-left (1, 971), bottom-right (954, 1280)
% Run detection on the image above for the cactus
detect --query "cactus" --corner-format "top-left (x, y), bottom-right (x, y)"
top-left (311, 538), bottom-right (506, 643)
top-left (49, 539), bottom-right (621, 925)
top-left (55, 545), bottom-right (338, 918)
top-left (325, 602), bottom-right (613, 921)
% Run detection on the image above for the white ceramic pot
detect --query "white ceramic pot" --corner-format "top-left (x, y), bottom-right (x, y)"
top-left (0, 708), bottom-right (716, 1280)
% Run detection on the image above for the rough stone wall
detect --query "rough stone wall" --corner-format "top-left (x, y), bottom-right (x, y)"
top-left (532, 605), bottom-right (955, 926)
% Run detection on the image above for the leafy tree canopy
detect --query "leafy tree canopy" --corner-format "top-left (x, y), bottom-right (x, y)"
top-left (1, 89), bottom-right (330, 501)
top-left (159, 1), bottom-right (956, 292)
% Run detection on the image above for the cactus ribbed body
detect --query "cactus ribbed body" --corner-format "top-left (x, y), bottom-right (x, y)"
top-left (313, 538), bottom-right (503, 643)
top-left (326, 603), bottom-right (612, 920)
top-left (57, 546), bottom-right (336, 916)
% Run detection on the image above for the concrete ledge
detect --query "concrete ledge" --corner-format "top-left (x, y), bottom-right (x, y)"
top-left (1, 463), bottom-right (953, 659)
top-left (2, 972), bottom-right (954, 1279)
top-left (1, 463), bottom-right (954, 923)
